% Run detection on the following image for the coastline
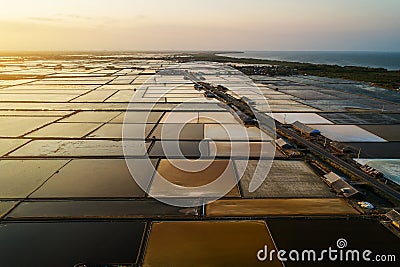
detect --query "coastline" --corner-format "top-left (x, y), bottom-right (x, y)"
top-left (217, 51), bottom-right (400, 71)
top-left (186, 52), bottom-right (400, 91)
top-left (0, 50), bottom-right (399, 91)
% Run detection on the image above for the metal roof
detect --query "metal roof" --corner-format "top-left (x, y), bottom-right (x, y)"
top-left (323, 172), bottom-right (341, 185)
top-left (276, 138), bottom-right (291, 148)
top-left (292, 121), bottom-right (320, 135)
top-left (324, 172), bottom-right (359, 198)
top-left (386, 209), bottom-right (400, 223)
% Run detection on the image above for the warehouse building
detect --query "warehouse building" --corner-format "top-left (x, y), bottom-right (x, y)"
top-left (386, 209), bottom-right (400, 230)
top-left (323, 172), bottom-right (359, 198)
top-left (292, 121), bottom-right (321, 137)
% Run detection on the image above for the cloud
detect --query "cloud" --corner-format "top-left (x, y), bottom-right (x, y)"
top-left (135, 14), bottom-right (148, 20)
top-left (26, 14), bottom-right (94, 25)
top-left (27, 17), bottom-right (62, 22)
top-left (56, 13), bottom-right (93, 20)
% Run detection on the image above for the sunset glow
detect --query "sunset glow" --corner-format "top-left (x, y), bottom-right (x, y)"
top-left (1, 0), bottom-right (399, 51)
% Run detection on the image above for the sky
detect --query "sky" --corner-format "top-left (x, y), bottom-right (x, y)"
top-left (0, 0), bottom-right (399, 51)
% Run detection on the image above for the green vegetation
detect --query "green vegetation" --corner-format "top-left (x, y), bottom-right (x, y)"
top-left (180, 52), bottom-right (400, 91)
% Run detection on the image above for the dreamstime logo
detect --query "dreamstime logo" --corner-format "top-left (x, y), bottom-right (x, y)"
top-left (257, 238), bottom-right (397, 263)
top-left (122, 62), bottom-right (276, 207)
top-left (336, 238), bottom-right (347, 249)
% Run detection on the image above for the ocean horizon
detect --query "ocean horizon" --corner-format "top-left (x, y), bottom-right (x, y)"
top-left (220, 51), bottom-right (400, 71)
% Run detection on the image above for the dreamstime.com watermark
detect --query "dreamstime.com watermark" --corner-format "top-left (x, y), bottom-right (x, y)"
top-left (123, 62), bottom-right (276, 208)
top-left (257, 238), bottom-right (396, 263)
